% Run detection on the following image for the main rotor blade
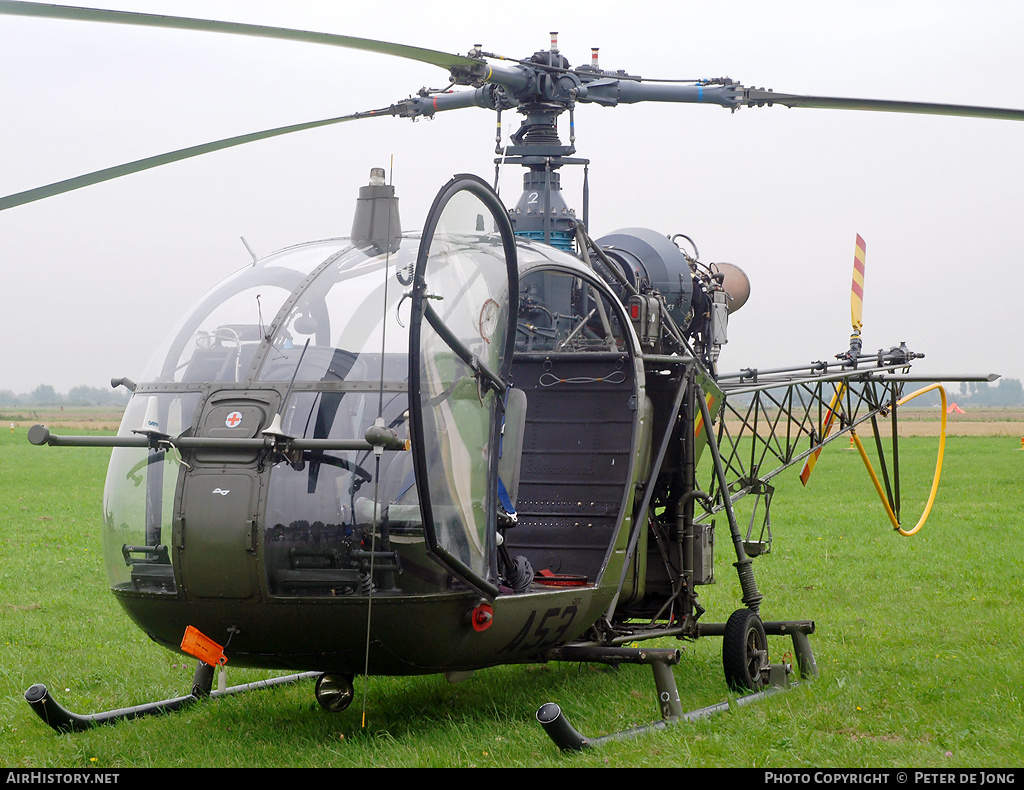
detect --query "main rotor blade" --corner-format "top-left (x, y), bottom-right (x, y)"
top-left (0, 110), bottom-right (393, 212)
top-left (579, 79), bottom-right (1024, 121)
top-left (0, 1), bottom-right (482, 73)
top-left (743, 88), bottom-right (1024, 122)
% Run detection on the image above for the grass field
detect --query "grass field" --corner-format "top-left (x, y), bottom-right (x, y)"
top-left (1, 413), bottom-right (1022, 768)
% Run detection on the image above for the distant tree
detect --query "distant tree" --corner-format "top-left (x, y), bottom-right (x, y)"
top-left (0, 390), bottom-right (22, 406)
top-left (874, 378), bottom-right (1024, 408)
top-left (993, 377), bottom-right (1023, 406)
top-left (29, 384), bottom-right (59, 404)
top-left (953, 377), bottom-right (1024, 407)
top-left (908, 387), bottom-right (942, 407)
top-left (67, 385), bottom-right (96, 405)
top-left (67, 384), bottom-right (128, 406)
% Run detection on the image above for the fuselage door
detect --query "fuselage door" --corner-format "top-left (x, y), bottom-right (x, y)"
top-left (408, 175), bottom-right (519, 599)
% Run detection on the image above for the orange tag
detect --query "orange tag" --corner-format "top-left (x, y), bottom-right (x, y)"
top-left (180, 625), bottom-right (228, 666)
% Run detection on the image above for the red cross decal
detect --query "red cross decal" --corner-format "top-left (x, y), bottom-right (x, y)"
top-left (224, 411), bottom-right (243, 429)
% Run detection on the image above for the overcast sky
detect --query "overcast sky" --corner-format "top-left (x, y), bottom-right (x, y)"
top-left (2, 0), bottom-right (1022, 395)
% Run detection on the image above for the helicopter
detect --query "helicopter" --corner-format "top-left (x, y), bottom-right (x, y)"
top-left (2, 2), bottom-right (1018, 751)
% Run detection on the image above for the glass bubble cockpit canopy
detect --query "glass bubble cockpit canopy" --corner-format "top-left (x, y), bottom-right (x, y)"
top-left (139, 238), bottom-right (415, 387)
top-left (103, 237), bottom-right (433, 598)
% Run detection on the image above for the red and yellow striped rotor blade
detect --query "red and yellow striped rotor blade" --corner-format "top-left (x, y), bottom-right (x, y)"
top-left (801, 235), bottom-right (863, 486)
top-left (851, 234), bottom-right (866, 332)
top-left (799, 383), bottom-right (847, 486)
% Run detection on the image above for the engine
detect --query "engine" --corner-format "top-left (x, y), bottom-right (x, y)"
top-left (591, 227), bottom-right (749, 369)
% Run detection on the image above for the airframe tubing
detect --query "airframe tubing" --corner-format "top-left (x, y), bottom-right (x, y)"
top-left (851, 383), bottom-right (947, 537)
top-left (27, 424), bottom-right (377, 452)
top-left (695, 382), bottom-right (763, 611)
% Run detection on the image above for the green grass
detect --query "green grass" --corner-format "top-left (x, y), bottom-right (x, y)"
top-left (1, 425), bottom-right (1022, 767)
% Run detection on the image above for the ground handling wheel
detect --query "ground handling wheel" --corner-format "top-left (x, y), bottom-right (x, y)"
top-left (722, 608), bottom-right (769, 692)
top-left (315, 673), bottom-right (355, 712)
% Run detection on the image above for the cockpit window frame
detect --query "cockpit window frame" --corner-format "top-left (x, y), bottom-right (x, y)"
top-left (407, 174), bottom-right (520, 600)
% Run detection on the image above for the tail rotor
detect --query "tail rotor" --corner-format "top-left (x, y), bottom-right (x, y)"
top-left (848, 234), bottom-right (866, 359)
top-left (799, 234), bottom-right (866, 486)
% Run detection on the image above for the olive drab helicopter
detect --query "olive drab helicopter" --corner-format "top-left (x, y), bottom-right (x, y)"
top-left (2, 1), bottom-right (1014, 751)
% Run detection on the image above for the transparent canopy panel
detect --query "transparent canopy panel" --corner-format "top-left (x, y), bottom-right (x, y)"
top-left (108, 238), bottom-right (438, 598)
top-left (515, 267), bottom-right (630, 353)
top-left (103, 391), bottom-right (201, 593)
top-left (254, 244), bottom-right (431, 597)
top-left (256, 246), bottom-right (414, 386)
top-left (139, 240), bottom-right (364, 384)
top-left (110, 183), bottom-right (519, 600)
top-left (409, 177), bottom-right (518, 598)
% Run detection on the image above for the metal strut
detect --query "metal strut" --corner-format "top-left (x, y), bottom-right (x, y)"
top-left (695, 381), bottom-right (763, 612)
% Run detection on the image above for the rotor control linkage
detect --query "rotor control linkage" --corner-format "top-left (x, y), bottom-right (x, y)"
top-left (24, 665), bottom-right (320, 733)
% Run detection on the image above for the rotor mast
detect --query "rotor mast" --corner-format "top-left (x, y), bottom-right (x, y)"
top-left (471, 34), bottom-right (742, 251)
top-left (492, 33), bottom-right (588, 251)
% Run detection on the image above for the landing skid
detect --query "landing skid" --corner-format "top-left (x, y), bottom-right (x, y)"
top-left (537, 618), bottom-right (817, 751)
top-left (24, 663), bottom-right (319, 733)
top-left (538, 684), bottom-right (788, 752)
